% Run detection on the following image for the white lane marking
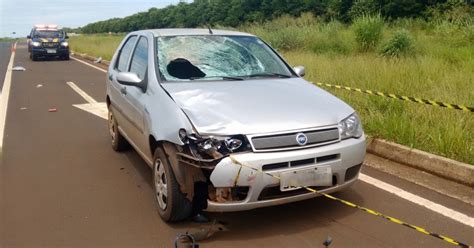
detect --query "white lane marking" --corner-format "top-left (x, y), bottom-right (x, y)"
top-left (72, 52), bottom-right (474, 228)
top-left (73, 102), bottom-right (107, 120)
top-left (66, 81), bottom-right (97, 103)
top-left (71, 56), bottom-right (107, 73)
top-left (67, 81), bottom-right (107, 119)
top-left (0, 42), bottom-right (17, 149)
top-left (359, 173), bottom-right (474, 228)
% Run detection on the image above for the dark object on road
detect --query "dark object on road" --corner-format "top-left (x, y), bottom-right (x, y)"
top-left (187, 220), bottom-right (228, 241)
top-left (174, 220), bottom-right (228, 247)
top-left (323, 236), bottom-right (333, 247)
top-left (174, 233), bottom-right (199, 248)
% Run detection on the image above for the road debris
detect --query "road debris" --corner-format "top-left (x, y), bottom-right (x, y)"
top-left (36, 84), bottom-right (43, 88)
top-left (48, 108), bottom-right (58, 112)
top-left (94, 57), bottom-right (102, 63)
top-left (20, 107), bottom-right (27, 110)
top-left (186, 220), bottom-right (228, 241)
top-left (174, 233), bottom-right (198, 248)
top-left (323, 236), bottom-right (333, 247)
top-left (12, 66), bottom-right (26, 71)
top-left (174, 220), bottom-right (228, 247)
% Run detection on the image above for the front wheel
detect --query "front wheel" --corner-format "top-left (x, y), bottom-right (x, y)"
top-left (153, 147), bottom-right (192, 222)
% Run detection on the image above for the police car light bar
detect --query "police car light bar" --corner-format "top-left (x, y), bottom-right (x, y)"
top-left (34, 24), bottom-right (59, 29)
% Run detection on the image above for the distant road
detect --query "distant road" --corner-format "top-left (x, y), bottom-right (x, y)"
top-left (0, 42), bottom-right (12, 91)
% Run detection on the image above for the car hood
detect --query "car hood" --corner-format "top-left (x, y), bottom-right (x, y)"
top-left (162, 78), bottom-right (354, 135)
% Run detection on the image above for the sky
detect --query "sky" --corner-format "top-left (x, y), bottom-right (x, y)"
top-left (0, 0), bottom-right (182, 37)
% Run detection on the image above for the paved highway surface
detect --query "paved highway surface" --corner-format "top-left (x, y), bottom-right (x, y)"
top-left (0, 42), bottom-right (12, 91)
top-left (0, 42), bottom-right (473, 247)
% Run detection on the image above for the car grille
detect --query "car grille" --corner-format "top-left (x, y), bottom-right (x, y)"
top-left (262, 154), bottom-right (340, 171)
top-left (42, 42), bottom-right (59, 48)
top-left (249, 127), bottom-right (340, 152)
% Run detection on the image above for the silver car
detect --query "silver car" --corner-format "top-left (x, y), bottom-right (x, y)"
top-left (106, 29), bottom-right (366, 222)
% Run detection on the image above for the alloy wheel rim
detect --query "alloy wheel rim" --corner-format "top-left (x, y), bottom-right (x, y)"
top-left (108, 111), bottom-right (116, 143)
top-left (154, 159), bottom-right (168, 210)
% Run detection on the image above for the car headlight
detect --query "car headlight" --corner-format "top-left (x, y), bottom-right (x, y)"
top-left (61, 41), bottom-right (68, 47)
top-left (179, 129), bottom-right (249, 155)
top-left (338, 113), bottom-right (363, 140)
top-left (197, 136), bottom-right (245, 153)
top-left (32, 41), bottom-right (41, 47)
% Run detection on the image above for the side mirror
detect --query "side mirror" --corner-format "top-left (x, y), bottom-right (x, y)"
top-left (117, 72), bottom-right (142, 87)
top-left (293, 66), bottom-right (305, 77)
top-left (27, 35), bottom-right (31, 39)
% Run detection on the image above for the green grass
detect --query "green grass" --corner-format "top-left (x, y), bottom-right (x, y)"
top-left (69, 34), bottom-right (123, 60)
top-left (281, 51), bottom-right (473, 164)
top-left (68, 15), bottom-right (474, 164)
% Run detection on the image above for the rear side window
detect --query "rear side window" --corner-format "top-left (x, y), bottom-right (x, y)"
top-left (129, 37), bottom-right (148, 80)
top-left (116, 36), bottom-right (137, 72)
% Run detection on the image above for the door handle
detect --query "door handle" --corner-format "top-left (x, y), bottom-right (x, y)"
top-left (120, 87), bottom-right (127, 95)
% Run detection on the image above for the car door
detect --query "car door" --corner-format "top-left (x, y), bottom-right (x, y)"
top-left (109, 35), bottom-right (138, 141)
top-left (119, 35), bottom-right (149, 154)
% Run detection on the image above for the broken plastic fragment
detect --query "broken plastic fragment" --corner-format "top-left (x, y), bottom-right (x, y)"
top-left (36, 84), bottom-right (43, 88)
top-left (12, 66), bottom-right (26, 71)
top-left (20, 107), bottom-right (27, 110)
top-left (185, 220), bottom-right (228, 242)
top-left (94, 57), bottom-right (102, 63)
top-left (48, 108), bottom-right (57, 112)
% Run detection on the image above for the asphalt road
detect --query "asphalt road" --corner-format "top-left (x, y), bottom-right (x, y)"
top-left (0, 43), bottom-right (473, 248)
top-left (0, 42), bottom-right (12, 91)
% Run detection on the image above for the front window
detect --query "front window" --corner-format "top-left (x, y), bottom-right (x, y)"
top-left (34, 30), bottom-right (64, 38)
top-left (156, 35), bottom-right (292, 81)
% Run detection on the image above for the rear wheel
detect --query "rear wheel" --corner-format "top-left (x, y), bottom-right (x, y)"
top-left (108, 107), bottom-right (129, 151)
top-left (153, 147), bottom-right (192, 222)
top-left (30, 53), bottom-right (38, 61)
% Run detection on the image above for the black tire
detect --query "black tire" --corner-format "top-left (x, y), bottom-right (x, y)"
top-left (108, 107), bottom-right (129, 151)
top-left (153, 147), bottom-right (192, 222)
top-left (63, 54), bottom-right (70, 60)
top-left (31, 53), bottom-right (37, 61)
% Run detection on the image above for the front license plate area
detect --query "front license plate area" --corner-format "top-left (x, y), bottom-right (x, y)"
top-left (280, 166), bottom-right (332, 192)
top-left (46, 49), bottom-right (56, 54)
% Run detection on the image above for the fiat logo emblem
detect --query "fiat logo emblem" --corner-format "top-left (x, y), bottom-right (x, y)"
top-left (296, 133), bottom-right (308, 146)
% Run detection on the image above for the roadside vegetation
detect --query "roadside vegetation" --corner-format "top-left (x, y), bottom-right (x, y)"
top-left (0, 37), bottom-right (19, 42)
top-left (70, 35), bottom-right (122, 61)
top-left (69, 3), bottom-right (473, 164)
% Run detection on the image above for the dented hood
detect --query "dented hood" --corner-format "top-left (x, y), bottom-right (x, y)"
top-left (161, 78), bottom-right (354, 135)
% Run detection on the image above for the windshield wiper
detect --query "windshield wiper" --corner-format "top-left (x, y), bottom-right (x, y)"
top-left (189, 76), bottom-right (244, 81)
top-left (245, 73), bottom-right (292, 78)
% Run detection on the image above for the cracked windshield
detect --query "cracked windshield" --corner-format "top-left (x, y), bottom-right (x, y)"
top-left (157, 35), bottom-right (292, 81)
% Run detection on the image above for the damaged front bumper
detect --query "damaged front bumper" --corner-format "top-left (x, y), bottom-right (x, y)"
top-left (206, 135), bottom-right (366, 212)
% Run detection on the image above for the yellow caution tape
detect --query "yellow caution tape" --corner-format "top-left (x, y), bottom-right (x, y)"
top-left (315, 82), bottom-right (473, 113)
top-left (228, 156), bottom-right (472, 248)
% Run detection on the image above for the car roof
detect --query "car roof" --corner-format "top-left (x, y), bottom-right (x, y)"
top-left (141, 28), bottom-right (255, 37)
